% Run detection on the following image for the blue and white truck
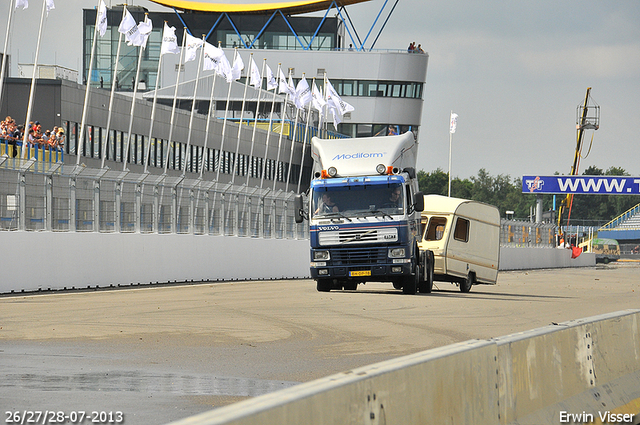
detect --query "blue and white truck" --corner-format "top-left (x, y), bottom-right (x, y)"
top-left (294, 131), bottom-right (430, 294)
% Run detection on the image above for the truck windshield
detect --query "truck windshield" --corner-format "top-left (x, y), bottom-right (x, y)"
top-left (312, 183), bottom-right (404, 218)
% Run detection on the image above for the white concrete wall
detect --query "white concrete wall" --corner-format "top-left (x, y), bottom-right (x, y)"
top-left (499, 246), bottom-right (595, 270)
top-left (0, 232), bottom-right (310, 294)
top-left (166, 310), bottom-right (640, 425)
top-left (0, 231), bottom-right (595, 294)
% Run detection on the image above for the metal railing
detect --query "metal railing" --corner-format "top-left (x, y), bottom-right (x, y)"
top-left (500, 219), bottom-right (557, 248)
top-left (599, 203), bottom-right (640, 230)
top-left (0, 156), bottom-right (308, 239)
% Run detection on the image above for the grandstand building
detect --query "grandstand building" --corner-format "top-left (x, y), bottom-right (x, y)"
top-left (1, 0), bottom-right (428, 191)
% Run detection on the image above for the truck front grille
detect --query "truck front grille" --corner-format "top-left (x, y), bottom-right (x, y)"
top-left (318, 228), bottom-right (397, 246)
top-left (331, 247), bottom-right (387, 265)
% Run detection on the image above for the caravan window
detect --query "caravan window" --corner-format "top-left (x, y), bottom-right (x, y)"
top-left (424, 217), bottom-right (447, 241)
top-left (454, 217), bottom-right (469, 242)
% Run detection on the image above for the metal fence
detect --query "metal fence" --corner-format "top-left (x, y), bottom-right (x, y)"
top-left (500, 219), bottom-right (557, 248)
top-left (0, 156), bottom-right (308, 239)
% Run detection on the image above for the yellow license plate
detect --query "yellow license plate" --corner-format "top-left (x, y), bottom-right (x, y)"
top-left (349, 270), bottom-right (371, 277)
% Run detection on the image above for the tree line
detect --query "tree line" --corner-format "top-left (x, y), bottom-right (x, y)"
top-left (417, 166), bottom-right (640, 226)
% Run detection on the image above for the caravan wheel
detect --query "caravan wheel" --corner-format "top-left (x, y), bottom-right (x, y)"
top-left (460, 272), bottom-right (474, 293)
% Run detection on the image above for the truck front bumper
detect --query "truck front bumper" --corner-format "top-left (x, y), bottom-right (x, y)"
top-left (310, 261), bottom-right (412, 280)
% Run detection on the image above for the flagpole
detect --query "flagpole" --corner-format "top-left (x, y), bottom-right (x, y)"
top-left (273, 68), bottom-right (291, 193)
top-left (182, 34), bottom-right (205, 175)
top-left (246, 58), bottom-right (266, 187)
top-left (199, 42), bottom-right (220, 179)
top-left (163, 27), bottom-right (187, 174)
top-left (77, 0), bottom-right (103, 166)
top-left (144, 23), bottom-right (167, 174)
top-left (448, 110), bottom-right (452, 197)
top-left (285, 102), bottom-right (301, 191)
top-left (21, 0), bottom-right (48, 159)
top-left (216, 47), bottom-right (238, 184)
top-left (261, 63), bottom-right (280, 190)
top-left (322, 73), bottom-right (328, 138)
top-left (0, 0), bottom-right (16, 109)
top-left (231, 52), bottom-right (251, 184)
top-left (101, 6), bottom-right (127, 168)
top-left (123, 13), bottom-right (149, 171)
top-left (297, 77), bottom-right (314, 193)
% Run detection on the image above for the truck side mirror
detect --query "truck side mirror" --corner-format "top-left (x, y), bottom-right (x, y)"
top-left (413, 191), bottom-right (424, 212)
top-left (294, 194), bottom-right (305, 223)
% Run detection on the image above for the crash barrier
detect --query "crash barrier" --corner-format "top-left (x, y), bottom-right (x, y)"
top-left (0, 159), bottom-right (311, 293)
top-left (499, 246), bottom-right (595, 270)
top-left (0, 231), bottom-right (310, 293)
top-left (167, 309), bottom-right (640, 425)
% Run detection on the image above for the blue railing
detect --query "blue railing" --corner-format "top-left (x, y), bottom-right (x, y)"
top-left (1, 138), bottom-right (64, 166)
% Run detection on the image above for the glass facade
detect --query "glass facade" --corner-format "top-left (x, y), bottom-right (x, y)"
top-left (83, 7), bottom-right (338, 89)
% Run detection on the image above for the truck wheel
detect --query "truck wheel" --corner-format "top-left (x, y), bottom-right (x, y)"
top-left (402, 261), bottom-right (419, 295)
top-left (460, 272), bottom-right (474, 293)
top-left (317, 279), bottom-right (332, 292)
top-left (419, 251), bottom-right (434, 293)
top-left (392, 280), bottom-right (403, 290)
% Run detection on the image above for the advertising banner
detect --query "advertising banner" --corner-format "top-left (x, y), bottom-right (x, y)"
top-left (522, 175), bottom-right (640, 195)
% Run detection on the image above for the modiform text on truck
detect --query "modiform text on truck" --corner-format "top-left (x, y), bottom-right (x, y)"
top-left (295, 132), bottom-right (427, 294)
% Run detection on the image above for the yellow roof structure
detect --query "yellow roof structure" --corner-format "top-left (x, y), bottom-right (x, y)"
top-left (149, 0), bottom-right (371, 14)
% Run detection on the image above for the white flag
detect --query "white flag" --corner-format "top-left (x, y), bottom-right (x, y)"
top-left (118, 8), bottom-right (138, 45)
top-left (326, 79), bottom-right (354, 117)
top-left (15, 0), bottom-right (28, 9)
top-left (450, 112), bottom-right (458, 134)
top-left (230, 51), bottom-right (244, 82)
top-left (294, 77), bottom-right (312, 110)
top-left (265, 65), bottom-right (277, 91)
top-left (278, 69), bottom-right (295, 97)
top-left (203, 41), bottom-right (230, 79)
top-left (184, 33), bottom-right (203, 63)
top-left (46, 0), bottom-right (54, 13)
top-left (330, 108), bottom-right (341, 130)
top-left (160, 23), bottom-right (180, 55)
top-left (311, 83), bottom-right (326, 112)
top-left (136, 17), bottom-right (153, 49)
top-left (97, 0), bottom-right (108, 37)
top-left (249, 58), bottom-right (261, 89)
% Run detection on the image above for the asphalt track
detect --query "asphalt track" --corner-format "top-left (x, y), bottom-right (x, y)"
top-left (1, 263), bottom-right (639, 424)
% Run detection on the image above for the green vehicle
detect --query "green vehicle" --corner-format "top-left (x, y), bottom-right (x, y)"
top-left (579, 238), bottom-right (620, 263)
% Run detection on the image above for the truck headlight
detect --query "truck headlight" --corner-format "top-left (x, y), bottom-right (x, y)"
top-left (314, 250), bottom-right (330, 261)
top-left (388, 248), bottom-right (406, 258)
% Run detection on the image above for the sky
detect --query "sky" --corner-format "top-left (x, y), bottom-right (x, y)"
top-left (2, 0), bottom-right (640, 180)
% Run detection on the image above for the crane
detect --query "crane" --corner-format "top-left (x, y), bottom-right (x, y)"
top-left (556, 88), bottom-right (600, 245)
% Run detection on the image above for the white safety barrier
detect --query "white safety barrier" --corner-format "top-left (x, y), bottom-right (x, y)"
top-left (166, 309), bottom-right (640, 425)
top-left (0, 231), bottom-right (310, 293)
top-left (500, 246), bottom-right (595, 270)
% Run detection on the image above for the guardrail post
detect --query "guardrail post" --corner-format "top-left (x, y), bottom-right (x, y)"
top-left (135, 183), bottom-right (142, 233)
top-left (234, 193), bottom-right (240, 236)
top-left (189, 188), bottom-right (195, 235)
top-left (115, 181), bottom-right (121, 233)
top-left (204, 190), bottom-right (210, 235)
top-left (18, 171), bottom-right (26, 231)
top-left (153, 184), bottom-right (159, 233)
top-left (172, 186), bottom-right (177, 234)
top-left (93, 179), bottom-right (100, 232)
top-left (70, 177), bottom-right (77, 232)
top-left (220, 192), bottom-right (226, 235)
top-left (46, 174), bottom-right (53, 231)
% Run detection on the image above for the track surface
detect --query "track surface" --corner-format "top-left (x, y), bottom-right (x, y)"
top-left (1, 263), bottom-right (639, 424)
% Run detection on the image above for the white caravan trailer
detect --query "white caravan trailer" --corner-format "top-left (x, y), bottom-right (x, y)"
top-left (418, 195), bottom-right (500, 292)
